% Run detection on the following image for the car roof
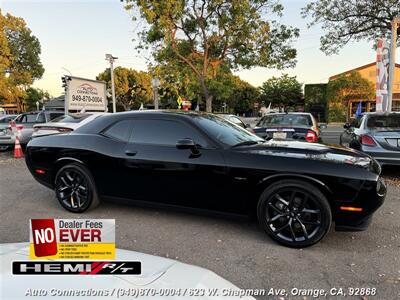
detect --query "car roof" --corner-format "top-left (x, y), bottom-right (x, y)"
top-left (362, 112), bottom-right (400, 116)
top-left (264, 112), bottom-right (312, 116)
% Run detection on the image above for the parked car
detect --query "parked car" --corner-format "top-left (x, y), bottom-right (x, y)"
top-left (26, 111), bottom-right (385, 248)
top-left (253, 112), bottom-right (325, 143)
top-left (0, 114), bottom-right (17, 130)
top-left (216, 114), bottom-right (253, 132)
top-left (0, 110), bottom-right (63, 150)
top-left (1, 243), bottom-right (254, 300)
top-left (340, 112), bottom-right (400, 166)
top-left (32, 112), bottom-right (107, 137)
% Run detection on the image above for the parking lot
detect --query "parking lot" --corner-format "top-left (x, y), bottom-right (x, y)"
top-left (0, 146), bottom-right (399, 299)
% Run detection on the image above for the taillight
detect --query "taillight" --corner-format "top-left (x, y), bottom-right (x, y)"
top-left (305, 130), bottom-right (318, 142)
top-left (360, 134), bottom-right (376, 146)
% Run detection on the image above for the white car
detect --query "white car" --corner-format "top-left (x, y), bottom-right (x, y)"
top-left (1, 243), bottom-right (255, 299)
top-left (32, 113), bottom-right (107, 137)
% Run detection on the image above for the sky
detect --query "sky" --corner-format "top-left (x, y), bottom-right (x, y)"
top-left (1, 0), bottom-right (398, 97)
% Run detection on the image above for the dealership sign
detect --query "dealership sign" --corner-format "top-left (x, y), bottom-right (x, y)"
top-left (376, 39), bottom-right (390, 112)
top-left (65, 76), bottom-right (107, 112)
top-left (29, 219), bottom-right (115, 260)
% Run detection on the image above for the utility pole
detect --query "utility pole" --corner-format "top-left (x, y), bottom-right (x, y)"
top-left (387, 16), bottom-right (399, 112)
top-left (105, 54), bottom-right (118, 113)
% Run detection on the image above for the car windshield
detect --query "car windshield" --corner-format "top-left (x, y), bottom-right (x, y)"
top-left (257, 114), bottom-right (312, 127)
top-left (50, 114), bottom-right (92, 123)
top-left (193, 114), bottom-right (263, 147)
top-left (367, 114), bottom-right (400, 129)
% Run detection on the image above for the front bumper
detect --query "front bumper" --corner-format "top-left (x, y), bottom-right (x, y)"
top-left (333, 178), bottom-right (386, 232)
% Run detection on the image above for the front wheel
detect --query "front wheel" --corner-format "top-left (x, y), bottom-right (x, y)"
top-left (54, 163), bottom-right (99, 213)
top-left (257, 180), bottom-right (332, 248)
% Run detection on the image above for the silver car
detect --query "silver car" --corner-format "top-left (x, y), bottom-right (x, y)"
top-left (0, 110), bottom-right (63, 150)
top-left (340, 112), bottom-right (400, 166)
top-left (0, 114), bottom-right (17, 131)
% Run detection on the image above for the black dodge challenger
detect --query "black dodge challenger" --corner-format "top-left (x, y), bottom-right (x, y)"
top-left (25, 111), bottom-right (386, 247)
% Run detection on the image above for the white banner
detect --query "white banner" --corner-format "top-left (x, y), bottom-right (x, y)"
top-left (376, 39), bottom-right (390, 112)
top-left (66, 76), bottom-right (107, 112)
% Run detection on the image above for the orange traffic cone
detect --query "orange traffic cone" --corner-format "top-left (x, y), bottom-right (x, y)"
top-left (14, 129), bottom-right (24, 158)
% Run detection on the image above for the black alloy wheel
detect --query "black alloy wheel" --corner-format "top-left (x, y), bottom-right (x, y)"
top-left (258, 179), bottom-right (331, 248)
top-left (55, 163), bottom-right (99, 213)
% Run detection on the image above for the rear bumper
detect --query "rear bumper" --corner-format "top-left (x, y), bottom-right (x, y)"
top-left (361, 148), bottom-right (400, 166)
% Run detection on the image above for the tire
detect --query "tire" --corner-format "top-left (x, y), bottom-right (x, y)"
top-left (54, 163), bottom-right (100, 213)
top-left (257, 179), bottom-right (332, 248)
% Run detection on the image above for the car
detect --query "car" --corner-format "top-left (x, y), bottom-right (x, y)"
top-left (1, 243), bottom-right (255, 300)
top-left (340, 112), bottom-right (400, 166)
top-left (0, 110), bottom-right (63, 150)
top-left (0, 114), bottom-right (17, 131)
top-left (253, 112), bottom-right (325, 143)
top-left (25, 110), bottom-right (386, 248)
top-left (216, 114), bottom-right (253, 131)
top-left (32, 112), bottom-right (107, 137)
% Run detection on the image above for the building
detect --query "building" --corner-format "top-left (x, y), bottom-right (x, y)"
top-left (43, 95), bottom-right (65, 111)
top-left (329, 62), bottom-right (400, 117)
top-left (305, 62), bottom-right (400, 122)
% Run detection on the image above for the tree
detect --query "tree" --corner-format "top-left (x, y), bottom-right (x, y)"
top-left (97, 67), bottom-right (152, 111)
top-left (24, 87), bottom-right (51, 111)
top-left (125, 0), bottom-right (299, 112)
top-left (326, 71), bottom-right (375, 122)
top-left (153, 60), bottom-right (258, 112)
top-left (302, 0), bottom-right (400, 55)
top-left (0, 10), bottom-right (44, 111)
top-left (259, 74), bottom-right (303, 108)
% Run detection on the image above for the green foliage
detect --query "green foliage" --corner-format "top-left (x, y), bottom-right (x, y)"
top-left (97, 67), bottom-right (153, 111)
top-left (0, 10), bottom-right (44, 111)
top-left (304, 83), bottom-right (327, 110)
top-left (302, 0), bottom-right (400, 54)
top-left (125, 0), bottom-right (299, 111)
top-left (152, 61), bottom-right (258, 113)
top-left (24, 87), bottom-right (51, 111)
top-left (326, 71), bottom-right (375, 122)
top-left (259, 74), bottom-right (303, 107)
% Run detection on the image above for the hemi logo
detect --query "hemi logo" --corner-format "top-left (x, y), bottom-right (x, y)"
top-left (31, 219), bottom-right (58, 257)
top-left (12, 261), bottom-right (141, 275)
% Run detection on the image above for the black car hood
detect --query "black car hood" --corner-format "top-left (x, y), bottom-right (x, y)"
top-left (234, 140), bottom-right (380, 173)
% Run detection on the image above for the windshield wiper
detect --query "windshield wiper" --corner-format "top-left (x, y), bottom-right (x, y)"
top-left (231, 140), bottom-right (262, 148)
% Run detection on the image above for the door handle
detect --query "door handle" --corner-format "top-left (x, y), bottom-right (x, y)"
top-left (125, 150), bottom-right (137, 156)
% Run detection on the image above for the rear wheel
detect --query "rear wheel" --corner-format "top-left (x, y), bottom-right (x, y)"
top-left (54, 163), bottom-right (99, 213)
top-left (257, 180), bottom-right (331, 248)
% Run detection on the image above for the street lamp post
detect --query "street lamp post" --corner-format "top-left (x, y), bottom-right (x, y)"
top-left (106, 54), bottom-right (118, 113)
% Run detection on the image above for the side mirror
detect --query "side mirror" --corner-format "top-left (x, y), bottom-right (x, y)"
top-left (343, 123), bottom-right (351, 129)
top-left (319, 124), bottom-right (327, 130)
top-left (176, 138), bottom-right (200, 155)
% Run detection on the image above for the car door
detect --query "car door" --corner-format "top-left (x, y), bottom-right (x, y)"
top-left (121, 117), bottom-right (230, 212)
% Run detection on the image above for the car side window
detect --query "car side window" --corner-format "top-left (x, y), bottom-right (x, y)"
top-left (49, 112), bottom-right (63, 120)
top-left (103, 120), bottom-right (132, 142)
top-left (350, 118), bottom-right (361, 129)
top-left (36, 113), bottom-right (46, 123)
top-left (129, 119), bottom-right (208, 147)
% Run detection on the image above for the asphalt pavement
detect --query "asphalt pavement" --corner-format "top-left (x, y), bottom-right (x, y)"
top-left (0, 150), bottom-right (399, 299)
